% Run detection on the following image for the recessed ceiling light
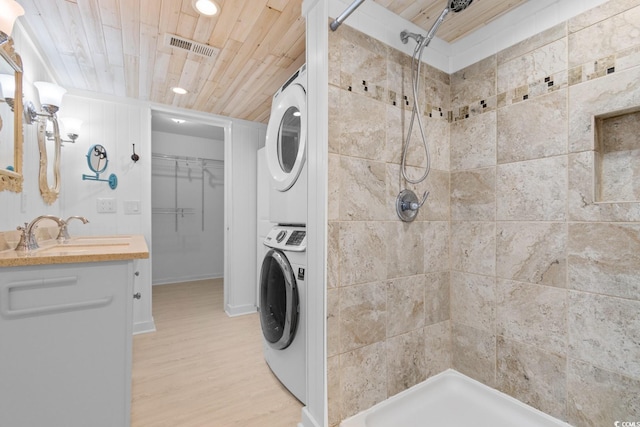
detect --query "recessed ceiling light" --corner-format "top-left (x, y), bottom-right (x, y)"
top-left (172, 86), bottom-right (188, 95)
top-left (192, 0), bottom-right (219, 16)
top-left (171, 118), bottom-right (186, 124)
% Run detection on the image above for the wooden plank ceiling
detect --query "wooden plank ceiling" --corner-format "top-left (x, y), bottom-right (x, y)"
top-left (16, 0), bottom-right (527, 123)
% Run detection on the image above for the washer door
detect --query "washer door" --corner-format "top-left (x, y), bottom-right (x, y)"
top-left (259, 249), bottom-right (299, 350)
top-left (265, 83), bottom-right (306, 191)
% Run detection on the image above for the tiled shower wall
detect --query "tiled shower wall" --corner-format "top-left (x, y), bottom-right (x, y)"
top-left (449, 0), bottom-right (640, 424)
top-left (326, 25), bottom-right (452, 426)
top-left (327, 1), bottom-right (640, 426)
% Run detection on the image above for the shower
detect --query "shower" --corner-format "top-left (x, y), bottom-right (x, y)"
top-left (396, 0), bottom-right (473, 222)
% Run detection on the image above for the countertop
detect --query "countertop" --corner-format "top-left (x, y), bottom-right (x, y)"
top-left (0, 234), bottom-right (149, 267)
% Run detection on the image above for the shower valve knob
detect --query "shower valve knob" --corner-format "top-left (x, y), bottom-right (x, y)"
top-left (396, 189), bottom-right (429, 222)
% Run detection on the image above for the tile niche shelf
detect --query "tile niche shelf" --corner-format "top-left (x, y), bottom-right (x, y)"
top-left (594, 108), bottom-right (640, 203)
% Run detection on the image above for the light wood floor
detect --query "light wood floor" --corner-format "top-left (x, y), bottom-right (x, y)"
top-left (131, 279), bottom-right (303, 427)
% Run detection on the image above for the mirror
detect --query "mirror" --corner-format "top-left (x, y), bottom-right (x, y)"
top-left (82, 144), bottom-right (118, 189)
top-left (88, 144), bottom-right (108, 173)
top-left (37, 116), bottom-right (61, 204)
top-left (0, 33), bottom-right (24, 193)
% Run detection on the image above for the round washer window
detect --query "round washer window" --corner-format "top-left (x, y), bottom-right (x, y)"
top-left (278, 106), bottom-right (301, 174)
top-left (259, 249), bottom-right (299, 350)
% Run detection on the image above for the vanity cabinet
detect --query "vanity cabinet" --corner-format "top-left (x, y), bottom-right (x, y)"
top-left (0, 261), bottom-right (134, 427)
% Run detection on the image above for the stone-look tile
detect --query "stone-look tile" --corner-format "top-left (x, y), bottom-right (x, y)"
top-left (568, 151), bottom-right (640, 222)
top-left (340, 342), bottom-right (387, 419)
top-left (496, 222), bottom-right (567, 287)
top-left (386, 275), bottom-right (425, 337)
top-left (496, 279), bottom-right (567, 354)
top-left (385, 108), bottom-right (449, 171)
top-left (452, 322), bottom-right (496, 387)
top-left (497, 90), bottom-right (568, 164)
top-left (328, 23), bottom-right (342, 86)
top-left (338, 91), bottom-right (386, 161)
top-left (569, 291), bottom-right (640, 379)
top-left (496, 337), bottom-right (567, 421)
top-left (569, 4), bottom-right (640, 67)
top-left (339, 281), bottom-right (387, 353)
top-left (497, 38), bottom-right (568, 94)
top-left (423, 221), bottom-right (449, 273)
top-left (424, 321), bottom-right (451, 378)
top-left (496, 156), bottom-right (568, 221)
top-left (327, 287), bottom-right (340, 358)
top-left (338, 35), bottom-right (387, 97)
top-left (386, 221), bottom-right (424, 279)
top-left (568, 358), bottom-right (640, 427)
top-left (386, 329), bottom-right (427, 397)
top-left (327, 221), bottom-right (339, 289)
top-left (328, 355), bottom-right (341, 427)
top-left (569, 67), bottom-right (640, 153)
top-left (498, 23), bottom-right (567, 65)
top-left (328, 86), bottom-right (341, 154)
top-left (421, 169), bottom-right (449, 221)
top-left (328, 154), bottom-right (340, 221)
top-left (339, 222), bottom-right (386, 286)
top-left (451, 55), bottom-right (497, 108)
top-left (568, 223), bottom-right (640, 299)
top-left (450, 221), bottom-right (496, 276)
top-left (450, 111), bottom-right (497, 171)
top-left (339, 156), bottom-right (386, 221)
top-left (569, 0), bottom-right (640, 33)
top-left (424, 272), bottom-right (450, 326)
top-left (451, 168), bottom-right (496, 221)
top-left (450, 271), bottom-right (495, 332)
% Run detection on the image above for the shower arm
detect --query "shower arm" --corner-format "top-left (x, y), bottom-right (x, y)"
top-left (330, 0), bottom-right (366, 31)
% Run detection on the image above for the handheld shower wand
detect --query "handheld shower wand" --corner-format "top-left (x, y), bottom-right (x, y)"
top-left (396, 0), bottom-right (473, 222)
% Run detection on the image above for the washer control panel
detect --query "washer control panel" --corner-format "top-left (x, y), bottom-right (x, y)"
top-left (264, 226), bottom-right (306, 252)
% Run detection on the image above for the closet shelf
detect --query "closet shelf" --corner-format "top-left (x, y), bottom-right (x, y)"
top-left (152, 208), bottom-right (195, 217)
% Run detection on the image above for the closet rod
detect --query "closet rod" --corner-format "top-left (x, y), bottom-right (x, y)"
top-left (152, 152), bottom-right (223, 164)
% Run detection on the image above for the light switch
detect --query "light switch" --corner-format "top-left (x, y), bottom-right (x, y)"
top-left (124, 200), bottom-right (141, 215)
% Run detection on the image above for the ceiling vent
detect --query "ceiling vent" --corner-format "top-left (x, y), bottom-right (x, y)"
top-left (164, 34), bottom-right (219, 59)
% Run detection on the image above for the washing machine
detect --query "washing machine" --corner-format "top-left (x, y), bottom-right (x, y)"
top-left (265, 64), bottom-right (307, 226)
top-left (258, 225), bottom-right (306, 404)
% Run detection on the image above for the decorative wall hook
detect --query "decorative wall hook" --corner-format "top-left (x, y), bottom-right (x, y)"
top-left (131, 143), bottom-right (140, 163)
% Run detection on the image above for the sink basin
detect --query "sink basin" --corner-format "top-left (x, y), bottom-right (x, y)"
top-left (66, 235), bottom-right (133, 246)
top-left (37, 242), bottom-right (129, 255)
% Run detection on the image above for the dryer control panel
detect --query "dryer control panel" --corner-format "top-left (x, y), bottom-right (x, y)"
top-left (264, 226), bottom-right (306, 252)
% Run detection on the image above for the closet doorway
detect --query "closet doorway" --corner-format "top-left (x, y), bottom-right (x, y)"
top-left (151, 111), bottom-right (225, 286)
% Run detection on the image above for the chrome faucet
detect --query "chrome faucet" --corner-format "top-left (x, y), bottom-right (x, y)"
top-left (15, 215), bottom-right (66, 252)
top-left (56, 216), bottom-right (90, 243)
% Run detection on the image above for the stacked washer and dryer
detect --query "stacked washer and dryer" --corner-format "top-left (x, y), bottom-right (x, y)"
top-left (258, 64), bottom-right (307, 404)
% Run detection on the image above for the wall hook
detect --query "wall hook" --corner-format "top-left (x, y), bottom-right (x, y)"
top-left (131, 143), bottom-right (140, 163)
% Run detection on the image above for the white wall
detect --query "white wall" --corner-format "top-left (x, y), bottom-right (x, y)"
top-left (151, 131), bottom-right (225, 284)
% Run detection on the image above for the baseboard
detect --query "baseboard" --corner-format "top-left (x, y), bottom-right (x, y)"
top-left (298, 407), bottom-right (322, 427)
top-left (225, 303), bottom-right (257, 317)
top-left (133, 318), bottom-right (156, 335)
top-left (152, 274), bottom-right (223, 286)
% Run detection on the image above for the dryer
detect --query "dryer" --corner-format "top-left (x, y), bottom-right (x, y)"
top-left (259, 225), bottom-right (306, 404)
top-left (265, 64), bottom-right (307, 226)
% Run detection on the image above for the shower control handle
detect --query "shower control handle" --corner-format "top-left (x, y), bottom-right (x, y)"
top-left (408, 191), bottom-right (429, 211)
top-left (396, 189), bottom-right (429, 222)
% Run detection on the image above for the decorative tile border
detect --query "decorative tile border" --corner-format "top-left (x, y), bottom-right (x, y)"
top-left (334, 42), bottom-right (638, 124)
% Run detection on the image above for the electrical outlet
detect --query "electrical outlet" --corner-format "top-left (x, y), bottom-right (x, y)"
top-left (97, 198), bottom-right (117, 213)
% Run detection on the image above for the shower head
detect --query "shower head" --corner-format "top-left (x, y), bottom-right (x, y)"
top-left (400, 0), bottom-right (473, 48)
top-left (449, 0), bottom-right (473, 13)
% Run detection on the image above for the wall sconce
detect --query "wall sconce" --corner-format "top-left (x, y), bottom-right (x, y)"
top-left (24, 81), bottom-right (68, 138)
top-left (0, 0), bottom-right (25, 37)
top-left (59, 117), bottom-right (82, 143)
